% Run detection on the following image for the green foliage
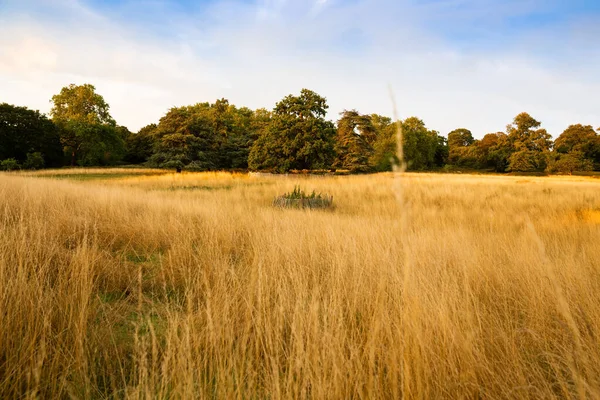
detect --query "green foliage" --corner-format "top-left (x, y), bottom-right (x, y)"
top-left (9, 83), bottom-right (600, 175)
top-left (51, 83), bottom-right (114, 126)
top-left (23, 152), bottom-right (45, 170)
top-left (149, 99), bottom-right (259, 170)
top-left (59, 121), bottom-right (125, 166)
top-left (0, 158), bottom-right (20, 171)
top-left (282, 186), bottom-right (321, 200)
top-left (476, 132), bottom-right (511, 172)
top-left (554, 124), bottom-right (599, 168)
top-left (546, 151), bottom-right (594, 174)
top-left (50, 84), bottom-right (124, 166)
top-left (434, 134), bottom-right (449, 167)
top-left (0, 103), bottom-right (63, 167)
top-left (273, 186), bottom-right (334, 209)
top-left (334, 110), bottom-right (375, 172)
top-left (508, 150), bottom-right (538, 172)
top-left (507, 113), bottom-right (552, 152)
top-left (369, 116), bottom-right (398, 172)
top-left (125, 124), bottom-right (158, 164)
top-left (249, 89), bottom-right (335, 172)
top-left (402, 117), bottom-right (440, 170)
top-left (506, 113), bottom-right (551, 172)
top-left (447, 128), bottom-right (477, 167)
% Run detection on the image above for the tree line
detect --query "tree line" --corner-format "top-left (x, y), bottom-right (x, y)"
top-left (1, 84), bottom-right (599, 174)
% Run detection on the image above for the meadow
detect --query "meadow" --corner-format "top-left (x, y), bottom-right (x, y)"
top-left (1, 169), bottom-right (599, 399)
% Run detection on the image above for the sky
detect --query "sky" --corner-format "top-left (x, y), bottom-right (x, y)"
top-left (0, 0), bottom-right (598, 137)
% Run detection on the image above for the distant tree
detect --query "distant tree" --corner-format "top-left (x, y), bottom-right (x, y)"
top-left (448, 128), bottom-right (475, 148)
top-left (506, 113), bottom-right (551, 172)
top-left (0, 158), bottom-right (20, 171)
top-left (148, 100), bottom-right (259, 170)
top-left (476, 132), bottom-right (511, 172)
top-left (0, 103), bottom-right (63, 168)
top-left (434, 134), bottom-right (449, 167)
top-left (249, 89), bottom-right (335, 172)
top-left (216, 104), bottom-right (257, 169)
top-left (369, 115), bottom-right (398, 171)
top-left (546, 151), bottom-right (593, 174)
top-left (401, 117), bottom-right (439, 170)
top-left (50, 84), bottom-right (124, 166)
top-left (334, 110), bottom-right (376, 172)
top-left (149, 105), bottom-right (216, 170)
top-left (125, 124), bottom-right (158, 164)
top-left (447, 128), bottom-right (478, 167)
top-left (23, 152), bottom-right (45, 170)
top-left (554, 124), bottom-right (600, 168)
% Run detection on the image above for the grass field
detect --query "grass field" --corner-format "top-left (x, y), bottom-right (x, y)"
top-left (1, 169), bottom-right (599, 399)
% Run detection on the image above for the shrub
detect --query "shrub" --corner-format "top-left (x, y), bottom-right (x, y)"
top-left (273, 186), bottom-right (333, 209)
top-left (546, 151), bottom-right (593, 175)
top-left (23, 152), bottom-right (45, 170)
top-left (0, 158), bottom-right (20, 171)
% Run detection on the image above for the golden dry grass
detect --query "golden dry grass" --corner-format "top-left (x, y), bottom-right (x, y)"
top-left (1, 169), bottom-right (599, 399)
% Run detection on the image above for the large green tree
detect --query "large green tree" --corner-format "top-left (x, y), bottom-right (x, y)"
top-left (249, 89), bottom-right (335, 172)
top-left (50, 84), bottom-right (124, 166)
top-left (401, 117), bottom-right (441, 170)
top-left (447, 128), bottom-right (478, 167)
top-left (506, 113), bottom-right (552, 172)
top-left (125, 124), bottom-right (158, 164)
top-left (334, 110), bottom-right (376, 172)
top-left (0, 103), bottom-right (63, 168)
top-left (369, 115), bottom-right (398, 171)
top-left (554, 124), bottom-right (600, 166)
top-left (476, 132), bottom-right (511, 172)
top-left (148, 99), bottom-right (259, 170)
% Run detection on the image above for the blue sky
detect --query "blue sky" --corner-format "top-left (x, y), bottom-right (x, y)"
top-left (1, 0), bottom-right (598, 136)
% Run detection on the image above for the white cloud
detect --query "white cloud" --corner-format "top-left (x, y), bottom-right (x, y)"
top-left (0, 0), bottom-right (598, 138)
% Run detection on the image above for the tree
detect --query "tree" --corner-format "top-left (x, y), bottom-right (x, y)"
top-left (369, 115), bottom-right (398, 171)
top-left (546, 151), bottom-right (593, 174)
top-left (24, 152), bottom-right (45, 170)
top-left (401, 117), bottom-right (439, 170)
top-left (476, 132), bottom-right (511, 172)
top-left (50, 84), bottom-right (124, 166)
top-left (554, 124), bottom-right (600, 168)
top-left (434, 134), bottom-right (449, 167)
top-left (0, 103), bottom-right (63, 167)
top-left (125, 124), bottom-right (158, 164)
top-left (334, 110), bottom-right (376, 172)
top-left (506, 113), bottom-right (552, 172)
top-left (249, 89), bottom-right (335, 172)
top-left (148, 100), bottom-right (259, 170)
top-left (447, 128), bottom-right (477, 167)
top-left (0, 158), bottom-right (20, 171)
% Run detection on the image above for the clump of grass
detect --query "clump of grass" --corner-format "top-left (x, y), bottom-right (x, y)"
top-left (273, 185), bottom-right (333, 209)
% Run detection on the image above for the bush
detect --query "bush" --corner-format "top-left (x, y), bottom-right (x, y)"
top-left (546, 151), bottom-right (593, 175)
top-left (0, 158), bottom-right (20, 171)
top-left (273, 186), bottom-right (333, 209)
top-left (23, 152), bottom-right (45, 170)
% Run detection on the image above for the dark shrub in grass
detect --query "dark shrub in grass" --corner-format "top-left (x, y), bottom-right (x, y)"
top-left (273, 186), bottom-right (333, 209)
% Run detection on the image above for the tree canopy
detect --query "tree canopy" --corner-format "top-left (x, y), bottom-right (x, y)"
top-left (50, 84), bottom-right (124, 166)
top-left (0, 103), bottom-right (63, 168)
top-left (148, 99), bottom-right (260, 170)
top-left (2, 83), bottom-right (599, 175)
top-left (249, 89), bottom-right (336, 172)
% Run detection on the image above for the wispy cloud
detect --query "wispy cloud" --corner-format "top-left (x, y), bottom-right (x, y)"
top-left (0, 0), bottom-right (598, 137)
